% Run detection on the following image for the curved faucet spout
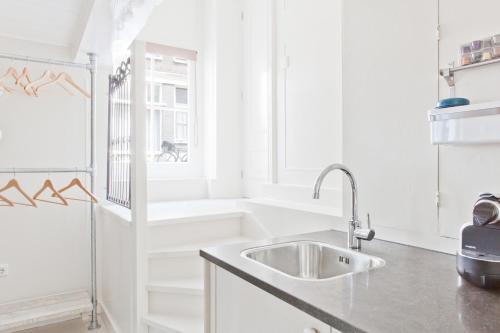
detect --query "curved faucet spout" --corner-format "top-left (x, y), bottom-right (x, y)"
top-left (312, 163), bottom-right (358, 222)
top-left (313, 163), bottom-right (368, 250)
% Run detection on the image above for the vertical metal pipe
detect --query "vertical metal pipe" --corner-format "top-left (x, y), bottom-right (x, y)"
top-left (87, 52), bottom-right (100, 330)
top-left (106, 75), bottom-right (112, 203)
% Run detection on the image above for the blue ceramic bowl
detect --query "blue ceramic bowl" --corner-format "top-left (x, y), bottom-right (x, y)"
top-left (436, 98), bottom-right (470, 109)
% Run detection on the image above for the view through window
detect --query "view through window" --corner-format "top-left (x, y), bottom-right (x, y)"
top-left (146, 51), bottom-right (193, 163)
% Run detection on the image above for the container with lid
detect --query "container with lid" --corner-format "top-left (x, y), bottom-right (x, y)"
top-left (492, 34), bottom-right (500, 46)
top-left (471, 40), bottom-right (483, 51)
top-left (460, 44), bottom-right (472, 65)
top-left (493, 46), bottom-right (500, 58)
top-left (482, 38), bottom-right (493, 48)
top-left (482, 47), bottom-right (494, 61)
top-left (471, 51), bottom-right (482, 63)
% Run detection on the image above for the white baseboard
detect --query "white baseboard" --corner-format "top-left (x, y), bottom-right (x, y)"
top-left (99, 301), bottom-right (121, 333)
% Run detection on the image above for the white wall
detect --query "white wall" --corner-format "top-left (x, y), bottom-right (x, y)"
top-left (241, 0), bottom-right (273, 197)
top-left (275, 0), bottom-right (343, 188)
top-left (437, 0), bottom-right (500, 239)
top-left (343, 0), bottom-right (500, 253)
top-left (342, 0), bottom-right (446, 251)
top-left (168, 0), bottom-right (245, 199)
top-left (242, 0), bottom-right (343, 212)
top-left (98, 207), bottom-right (135, 333)
top-left (138, 0), bottom-right (200, 51)
top-left (206, 0), bottom-right (244, 198)
top-left (241, 0), bottom-right (500, 253)
top-left (0, 36), bottom-right (111, 303)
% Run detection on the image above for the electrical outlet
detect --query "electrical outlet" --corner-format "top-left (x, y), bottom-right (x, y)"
top-left (0, 264), bottom-right (8, 277)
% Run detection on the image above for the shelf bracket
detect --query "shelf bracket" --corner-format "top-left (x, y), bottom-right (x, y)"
top-left (440, 68), bottom-right (455, 87)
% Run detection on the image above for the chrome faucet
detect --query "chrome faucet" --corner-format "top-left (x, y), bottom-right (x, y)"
top-left (313, 163), bottom-right (375, 250)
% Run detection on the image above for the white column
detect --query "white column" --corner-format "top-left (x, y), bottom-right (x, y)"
top-left (130, 40), bottom-right (149, 333)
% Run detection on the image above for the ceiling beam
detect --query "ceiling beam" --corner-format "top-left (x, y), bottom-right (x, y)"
top-left (71, 0), bottom-right (97, 60)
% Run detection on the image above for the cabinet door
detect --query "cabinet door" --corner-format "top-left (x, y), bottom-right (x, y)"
top-left (215, 267), bottom-right (330, 333)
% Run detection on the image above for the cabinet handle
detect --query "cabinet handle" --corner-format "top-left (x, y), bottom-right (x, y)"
top-left (303, 328), bottom-right (319, 333)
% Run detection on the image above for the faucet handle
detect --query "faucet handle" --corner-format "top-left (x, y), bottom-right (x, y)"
top-left (354, 213), bottom-right (375, 241)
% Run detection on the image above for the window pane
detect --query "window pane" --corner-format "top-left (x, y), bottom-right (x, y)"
top-left (176, 111), bottom-right (188, 141)
top-left (146, 50), bottom-right (193, 164)
top-left (153, 84), bottom-right (161, 104)
top-left (162, 110), bottom-right (175, 142)
top-left (176, 87), bottom-right (188, 105)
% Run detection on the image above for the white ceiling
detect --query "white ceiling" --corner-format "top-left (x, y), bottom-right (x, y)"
top-left (0, 0), bottom-right (88, 47)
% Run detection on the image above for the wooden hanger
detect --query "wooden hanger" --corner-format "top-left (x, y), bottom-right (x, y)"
top-left (0, 179), bottom-right (37, 207)
top-left (24, 70), bottom-right (75, 96)
top-left (35, 72), bottom-right (90, 98)
top-left (0, 194), bottom-right (14, 207)
top-left (0, 67), bottom-right (17, 92)
top-left (0, 84), bottom-right (13, 94)
top-left (55, 178), bottom-right (98, 203)
top-left (24, 69), bottom-right (52, 94)
top-left (33, 179), bottom-right (68, 206)
top-left (14, 67), bottom-right (38, 97)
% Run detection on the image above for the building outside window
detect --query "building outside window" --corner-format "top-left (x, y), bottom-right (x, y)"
top-left (146, 51), bottom-right (194, 163)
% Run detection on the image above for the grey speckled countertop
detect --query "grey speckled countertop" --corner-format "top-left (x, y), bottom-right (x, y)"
top-left (200, 230), bottom-right (500, 333)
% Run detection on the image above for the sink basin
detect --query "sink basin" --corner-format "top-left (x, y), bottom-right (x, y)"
top-left (241, 240), bottom-right (385, 281)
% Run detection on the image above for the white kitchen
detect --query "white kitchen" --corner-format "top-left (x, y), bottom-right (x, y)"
top-left (0, 0), bottom-right (499, 332)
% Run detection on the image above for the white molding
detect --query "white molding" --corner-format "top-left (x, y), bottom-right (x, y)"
top-left (130, 40), bottom-right (149, 333)
top-left (71, 0), bottom-right (97, 59)
top-left (0, 290), bottom-right (92, 333)
top-left (244, 198), bottom-right (342, 218)
top-left (99, 301), bottom-right (121, 333)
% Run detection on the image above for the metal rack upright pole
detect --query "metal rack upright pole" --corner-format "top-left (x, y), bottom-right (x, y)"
top-left (87, 52), bottom-right (100, 331)
top-left (0, 51), bottom-right (101, 330)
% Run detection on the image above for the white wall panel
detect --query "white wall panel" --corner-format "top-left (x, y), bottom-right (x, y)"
top-left (342, 0), bottom-right (440, 243)
top-left (242, 0), bottom-right (273, 197)
top-left (438, 0), bottom-right (500, 239)
top-left (276, 0), bottom-right (342, 187)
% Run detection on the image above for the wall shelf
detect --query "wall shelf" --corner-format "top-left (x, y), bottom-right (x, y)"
top-left (428, 101), bottom-right (500, 144)
top-left (440, 58), bottom-right (500, 87)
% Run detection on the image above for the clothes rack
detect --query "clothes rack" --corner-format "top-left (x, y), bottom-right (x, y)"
top-left (0, 52), bottom-right (100, 330)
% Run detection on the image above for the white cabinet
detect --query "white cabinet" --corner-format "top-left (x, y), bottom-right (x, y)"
top-left (208, 264), bottom-right (333, 333)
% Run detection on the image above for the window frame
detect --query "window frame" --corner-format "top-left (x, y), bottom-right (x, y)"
top-left (145, 53), bottom-right (196, 166)
top-left (174, 86), bottom-right (189, 108)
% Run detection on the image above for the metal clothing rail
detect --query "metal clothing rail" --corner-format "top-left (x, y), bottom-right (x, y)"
top-left (0, 53), bottom-right (100, 330)
top-left (0, 52), bottom-right (90, 69)
top-left (0, 168), bottom-right (93, 174)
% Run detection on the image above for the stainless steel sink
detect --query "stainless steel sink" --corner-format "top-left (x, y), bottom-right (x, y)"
top-left (241, 240), bottom-right (385, 281)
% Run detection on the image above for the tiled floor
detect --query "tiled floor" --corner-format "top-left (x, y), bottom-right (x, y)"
top-left (21, 319), bottom-right (108, 333)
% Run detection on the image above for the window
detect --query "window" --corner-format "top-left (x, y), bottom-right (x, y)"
top-left (145, 50), bottom-right (195, 164)
top-left (175, 87), bottom-right (188, 106)
top-left (176, 111), bottom-right (188, 141)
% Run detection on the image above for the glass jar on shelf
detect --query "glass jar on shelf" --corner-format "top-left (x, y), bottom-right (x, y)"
top-left (471, 51), bottom-right (482, 63)
top-left (460, 44), bottom-right (472, 65)
top-left (470, 40), bottom-right (483, 52)
top-left (482, 47), bottom-right (494, 61)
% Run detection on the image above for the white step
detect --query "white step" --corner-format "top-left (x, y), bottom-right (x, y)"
top-left (148, 236), bottom-right (254, 258)
top-left (148, 236), bottom-right (252, 284)
top-left (147, 278), bottom-right (204, 296)
top-left (0, 291), bottom-right (92, 333)
top-left (147, 279), bottom-right (204, 318)
top-left (147, 199), bottom-right (243, 222)
top-left (143, 314), bottom-right (203, 333)
top-left (147, 213), bottom-right (245, 250)
top-left (149, 291), bottom-right (203, 318)
top-left (149, 255), bottom-right (203, 282)
top-left (148, 211), bottom-right (245, 226)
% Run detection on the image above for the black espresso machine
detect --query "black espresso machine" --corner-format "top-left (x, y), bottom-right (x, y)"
top-left (457, 193), bottom-right (500, 289)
